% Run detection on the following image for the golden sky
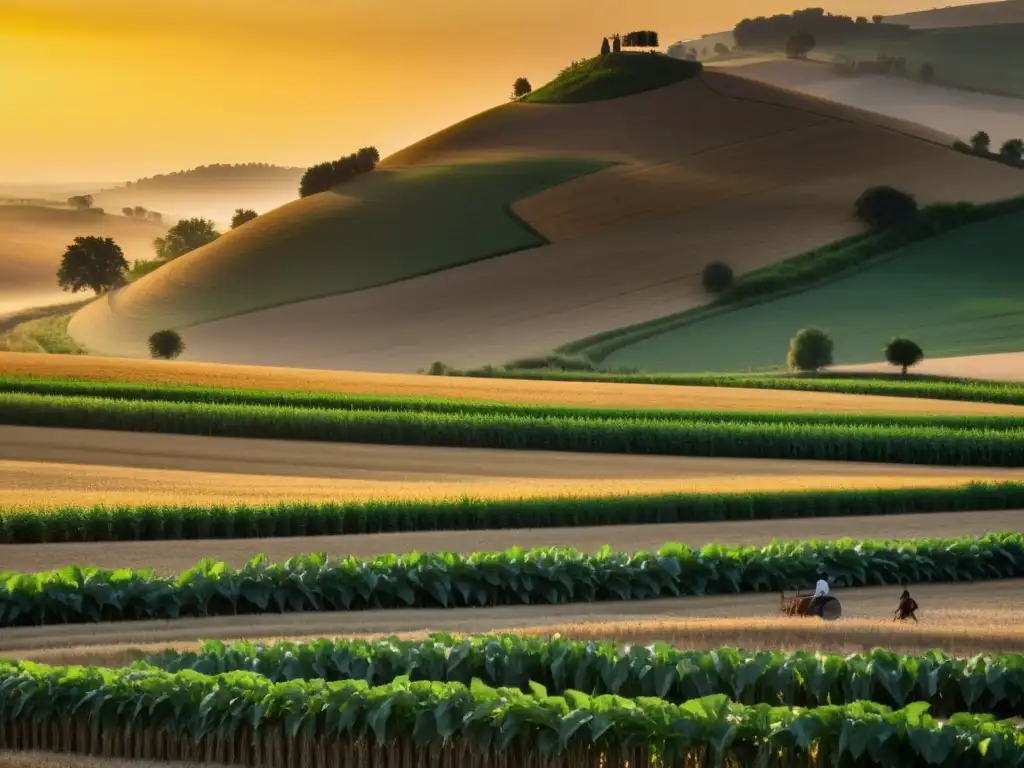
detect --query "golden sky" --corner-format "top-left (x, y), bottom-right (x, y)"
top-left (1, 0), bottom-right (990, 183)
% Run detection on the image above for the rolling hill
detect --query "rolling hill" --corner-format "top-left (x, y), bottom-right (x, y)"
top-left (69, 57), bottom-right (1024, 372)
top-left (0, 205), bottom-right (165, 315)
top-left (90, 163), bottom-right (305, 227)
top-left (714, 57), bottom-right (1024, 148)
top-left (886, 0), bottom-right (1024, 29)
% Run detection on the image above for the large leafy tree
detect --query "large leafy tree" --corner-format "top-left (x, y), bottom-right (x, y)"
top-left (884, 337), bottom-right (924, 375)
top-left (787, 327), bottom-right (834, 372)
top-left (56, 236), bottom-right (128, 295)
top-left (154, 217), bottom-right (220, 259)
top-left (512, 77), bottom-right (532, 99)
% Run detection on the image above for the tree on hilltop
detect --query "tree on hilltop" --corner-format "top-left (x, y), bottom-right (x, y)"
top-left (601, 37), bottom-right (611, 55)
top-left (231, 209), bottom-right (259, 229)
top-left (884, 337), bottom-right (924, 375)
top-left (873, 15), bottom-right (885, 23)
top-left (299, 147), bottom-right (380, 197)
top-left (785, 30), bottom-right (816, 59)
top-left (67, 195), bottom-right (93, 210)
top-left (122, 207), bottom-right (135, 217)
top-left (512, 77), bottom-right (533, 100)
top-left (154, 217), bottom-right (219, 259)
top-left (1000, 138), bottom-right (1024, 162)
top-left (623, 31), bottom-right (660, 48)
top-left (612, 34), bottom-right (622, 53)
top-left (57, 236), bottom-right (128, 295)
top-left (971, 131), bottom-right (991, 153)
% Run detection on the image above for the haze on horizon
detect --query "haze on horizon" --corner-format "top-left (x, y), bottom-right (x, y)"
top-left (2, 0), bottom-right (998, 185)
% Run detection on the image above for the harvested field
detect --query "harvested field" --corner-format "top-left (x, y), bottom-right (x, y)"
top-left (838, 351), bottom-right (1024, 382)
top-left (4, 424), bottom-right (1024, 510)
top-left (70, 72), bottom-right (1024, 370)
top-left (2, 581), bottom-right (1021, 657)
top-left (4, 352), bottom-right (1023, 416)
top-left (3, 508), bottom-right (1022, 574)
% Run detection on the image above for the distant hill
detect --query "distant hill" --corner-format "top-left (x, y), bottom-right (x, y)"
top-left (91, 163), bottom-right (306, 226)
top-left (886, 0), bottom-right (1024, 29)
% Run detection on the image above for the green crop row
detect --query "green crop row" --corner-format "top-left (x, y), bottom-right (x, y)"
top-left (1, 660), bottom-right (1021, 768)
top-left (2, 534), bottom-right (1021, 627)
top-left (4, 375), bottom-right (1024, 431)
top-left (4, 482), bottom-right (1022, 544)
top-left (144, 634), bottom-right (1024, 718)
top-left (3, 392), bottom-right (1023, 466)
top-left (438, 367), bottom-right (1024, 405)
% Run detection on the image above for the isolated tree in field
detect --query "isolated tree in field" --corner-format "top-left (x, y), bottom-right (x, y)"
top-left (873, 14), bottom-right (885, 23)
top-left (56, 236), bottom-right (128, 295)
top-left (512, 77), bottom-right (533, 99)
top-left (920, 62), bottom-right (935, 82)
top-left (148, 329), bottom-right (185, 360)
top-left (714, 42), bottom-right (730, 56)
top-left (67, 195), bottom-right (93, 210)
top-left (1000, 138), bottom-right (1024, 161)
top-left (788, 328), bottom-right (834, 372)
top-left (785, 31), bottom-right (815, 59)
top-left (613, 34), bottom-right (622, 53)
top-left (134, 206), bottom-right (147, 218)
top-left (971, 131), bottom-right (991, 153)
top-left (122, 207), bottom-right (134, 217)
top-left (154, 217), bottom-right (219, 259)
top-left (231, 208), bottom-right (258, 229)
top-left (884, 337), bottom-right (924, 375)
top-left (854, 186), bottom-right (918, 230)
top-left (601, 37), bottom-right (611, 55)
top-left (701, 261), bottom-right (734, 294)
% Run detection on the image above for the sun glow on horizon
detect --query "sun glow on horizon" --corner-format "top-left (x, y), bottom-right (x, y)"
top-left (2, 0), bottom-right (1001, 184)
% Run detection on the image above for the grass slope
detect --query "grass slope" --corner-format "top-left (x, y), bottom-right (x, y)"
top-left (523, 52), bottom-right (703, 103)
top-left (605, 212), bottom-right (1024, 373)
top-left (79, 158), bottom-right (605, 331)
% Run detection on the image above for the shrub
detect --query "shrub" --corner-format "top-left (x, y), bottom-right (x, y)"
top-left (971, 131), bottom-right (991, 153)
top-left (701, 261), bottom-right (734, 294)
top-left (787, 328), bottom-right (834, 372)
top-left (920, 62), bottom-right (935, 82)
top-left (854, 186), bottom-right (918, 230)
top-left (299, 147), bottom-right (379, 197)
top-left (231, 208), bottom-right (258, 229)
top-left (148, 330), bottom-right (185, 360)
top-left (884, 337), bottom-right (924, 375)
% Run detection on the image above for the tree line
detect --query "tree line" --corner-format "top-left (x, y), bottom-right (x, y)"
top-left (734, 8), bottom-right (910, 49)
top-left (298, 147), bottom-right (380, 198)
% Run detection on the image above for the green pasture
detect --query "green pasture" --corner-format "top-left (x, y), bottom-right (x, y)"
top-left (523, 52), bottom-right (702, 103)
top-left (605, 212), bottom-right (1024, 373)
top-left (126, 157), bottom-right (607, 327)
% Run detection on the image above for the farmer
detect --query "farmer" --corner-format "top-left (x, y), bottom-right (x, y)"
top-left (808, 573), bottom-right (831, 614)
top-left (894, 588), bottom-right (919, 623)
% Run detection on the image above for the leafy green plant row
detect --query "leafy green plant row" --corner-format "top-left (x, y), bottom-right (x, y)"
top-left (4, 482), bottom-right (1023, 545)
top-left (3, 393), bottom-right (1024, 466)
top-left (144, 634), bottom-right (1024, 718)
top-left (436, 367), bottom-right (1024, 405)
top-left (556, 197), bottom-right (1024, 362)
top-left (5, 375), bottom-right (1024, 432)
top-left (2, 533), bottom-right (1021, 627)
top-left (1, 661), bottom-right (1022, 768)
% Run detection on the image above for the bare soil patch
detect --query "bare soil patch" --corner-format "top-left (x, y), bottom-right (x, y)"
top-left (837, 352), bottom-right (1024, 383)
